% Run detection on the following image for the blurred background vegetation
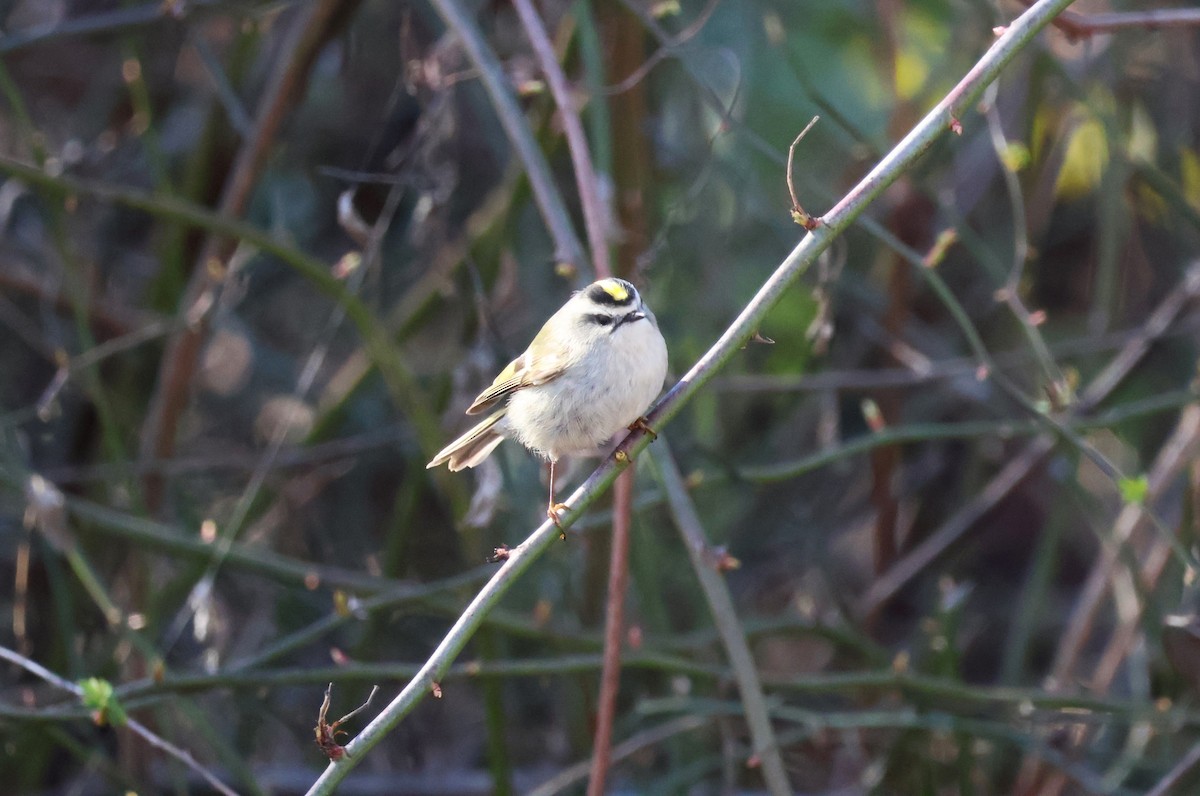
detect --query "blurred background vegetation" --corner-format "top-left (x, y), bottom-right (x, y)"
top-left (2, 0), bottom-right (1200, 793)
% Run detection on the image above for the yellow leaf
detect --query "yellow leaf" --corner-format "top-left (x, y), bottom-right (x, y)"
top-left (1001, 142), bottom-right (1031, 173)
top-left (1055, 117), bottom-right (1110, 200)
top-left (895, 49), bottom-right (929, 101)
top-left (1134, 181), bottom-right (1168, 223)
top-left (1180, 148), bottom-right (1200, 212)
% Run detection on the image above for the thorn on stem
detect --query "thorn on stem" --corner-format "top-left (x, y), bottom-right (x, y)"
top-left (740, 330), bottom-right (775, 349)
top-left (487, 544), bottom-right (511, 563)
top-left (703, 544), bottom-right (741, 572)
top-left (750, 330), bottom-right (775, 345)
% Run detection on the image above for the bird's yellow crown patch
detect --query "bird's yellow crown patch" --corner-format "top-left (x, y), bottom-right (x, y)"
top-left (598, 279), bottom-right (629, 302)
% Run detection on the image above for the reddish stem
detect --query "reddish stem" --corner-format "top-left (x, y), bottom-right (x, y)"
top-left (587, 466), bottom-right (634, 795)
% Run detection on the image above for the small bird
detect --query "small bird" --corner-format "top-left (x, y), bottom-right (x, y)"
top-left (427, 278), bottom-right (669, 522)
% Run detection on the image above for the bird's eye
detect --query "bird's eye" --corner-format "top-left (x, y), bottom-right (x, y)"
top-left (585, 313), bottom-right (613, 326)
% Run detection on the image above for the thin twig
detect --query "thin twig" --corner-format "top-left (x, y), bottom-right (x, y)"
top-left (856, 262), bottom-right (1200, 615)
top-left (162, 151), bottom-right (408, 656)
top-left (1145, 738), bottom-right (1200, 796)
top-left (0, 0), bottom-right (224, 55)
top-left (739, 390), bottom-right (1196, 483)
top-left (1051, 404), bottom-right (1200, 687)
top-left (1036, 4), bottom-right (1200, 40)
top-left (531, 715), bottom-right (709, 796)
top-left (650, 443), bottom-right (793, 796)
top-left (138, 0), bottom-right (360, 512)
top-left (602, 0), bottom-right (722, 96)
top-left (0, 646), bottom-right (238, 796)
top-left (786, 115), bottom-right (821, 229)
top-left (61, 494), bottom-right (489, 595)
top-left (426, 0), bottom-right (587, 272)
top-left (315, 683), bottom-right (379, 760)
top-left (586, 468), bottom-right (634, 795)
top-left (512, 0), bottom-right (610, 279)
top-left (0, 266), bottom-right (155, 339)
top-left (713, 319), bottom-right (1200, 394)
top-left (980, 82), bottom-right (1069, 405)
top-left (305, 3), bottom-right (1081, 791)
top-left (0, 155), bottom-right (445, 458)
top-left (857, 437), bottom-right (1055, 616)
top-left (512, 3), bottom-right (632, 788)
top-left (642, 697), bottom-right (1113, 792)
top-left (12, 657), bottom-right (1200, 725)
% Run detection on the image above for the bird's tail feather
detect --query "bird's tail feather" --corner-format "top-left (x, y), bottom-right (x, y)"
top-left (426, 409), bottom-right (507, 471)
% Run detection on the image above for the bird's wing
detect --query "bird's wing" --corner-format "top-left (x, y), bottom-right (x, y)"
top-left (465, 349), bottom-right (566, 414)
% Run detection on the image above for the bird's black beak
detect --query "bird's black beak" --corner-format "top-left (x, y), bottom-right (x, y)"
top-left (613, 310), bottom-right (645, 330)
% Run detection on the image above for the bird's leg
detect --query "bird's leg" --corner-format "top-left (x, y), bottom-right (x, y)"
top-left (546, 459), bottom-right (569, 538)
top-left (628, 416), bottom-right (658, 440)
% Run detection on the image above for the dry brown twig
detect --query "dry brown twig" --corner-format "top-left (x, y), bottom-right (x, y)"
top-left (586, 467), bottom-right (635, 796)
top-left (512, 0), bottom-right (610, 279)
top-left (315, 683), bottom-right (379, 761)
top-left (139, 0), bottom-right (357, 511)
top-left (857, 263), bottom-right (1200, 617)
top-left (786, 115), bottom-right (822, 230)
top-left (1022, 405), bottom-right (1200, 794)
top-left (603, 0), bottom-right (723, 96)
top-left (1031, 3), bottom-right (1200, 41)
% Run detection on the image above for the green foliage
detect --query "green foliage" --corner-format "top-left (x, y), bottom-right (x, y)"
top-left (78, 677), bottom-right (127, 727)
top-left (1119, 474), bottom-right (1150, 506)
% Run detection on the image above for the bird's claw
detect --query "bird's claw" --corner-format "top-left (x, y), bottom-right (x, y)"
top-left (628, 416), bottom-right (658, 440)
top-left (548, 503), bottom-right (569, 539)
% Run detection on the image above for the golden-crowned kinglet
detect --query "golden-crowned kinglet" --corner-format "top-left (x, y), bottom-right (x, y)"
top-left (427, 277), bottom-right (668, 521)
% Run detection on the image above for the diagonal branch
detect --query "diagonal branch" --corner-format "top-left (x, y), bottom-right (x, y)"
top-left (855, 262), bottom-right (1200, 616)
top-left (649, 442), bottom-right (792, 796)
top-left (0, 645), bottom-right (238, 796)
top-left (138, 0), bottom-right (361, 511)
top-left (305, 1), bottom-right (1079, 791)
top-left (512, 0), bottom-right (610, 279)
top-left (427, 0), bottom-right (588, 272)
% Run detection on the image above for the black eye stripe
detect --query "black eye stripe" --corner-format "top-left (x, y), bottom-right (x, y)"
top-left (583, 310), bottom-right (646, 331)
